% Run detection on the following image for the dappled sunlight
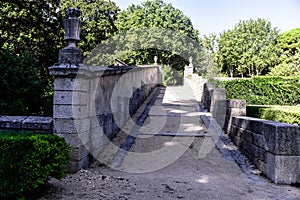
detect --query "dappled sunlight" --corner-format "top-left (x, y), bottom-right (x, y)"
top-left (196, 175), bottom-right (210, 184)
top-left (196, 175), bottom-right (219, 184)
top-left (164, 141), bottom-right (180, 147)
top-left (168, 109), bottom-right (187, 114)
top-left (183, 125), bottom-right (204, 132)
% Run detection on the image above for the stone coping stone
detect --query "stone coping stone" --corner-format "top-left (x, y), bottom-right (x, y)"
top-left (0, 116), bottom-right (27, 129)
top-left (22, 116), bottom-right (53, 130)
top-left (226, 99), bottom-right (246, 108)
top-left (0, 116), bottom-right (53, 131)
top-left (49, 64), bottom-right (159, 78)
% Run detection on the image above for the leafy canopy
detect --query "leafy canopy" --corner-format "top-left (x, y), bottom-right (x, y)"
top-left (0, 0), bottom-right (120, 115)
top-left (110, 0), bottom-right (204, 71)
top-left (269, 28), bottom-right (300, 76)
top-left (217, 18), bottom-right (279, 77)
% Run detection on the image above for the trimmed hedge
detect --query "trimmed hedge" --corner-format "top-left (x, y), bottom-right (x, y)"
top-left (0, 132), bottom-right (70, 198)
top-left (247, 105), bottom-right (300, 125)
top-left (224, 76), bottom-right (300, 105)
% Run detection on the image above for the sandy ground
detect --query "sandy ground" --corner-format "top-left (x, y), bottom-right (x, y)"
top-left (40, 85), bottom-right (300, 200)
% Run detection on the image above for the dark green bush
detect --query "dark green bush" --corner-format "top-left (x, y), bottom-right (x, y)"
top-left (224, 76), bottom-right (300, 105)
top-left (247, 105), bottom-right (300, 125)
top-left (0, 49), bottom-right (53, 116)
top-left (0, 132), bottom-right (70, 198)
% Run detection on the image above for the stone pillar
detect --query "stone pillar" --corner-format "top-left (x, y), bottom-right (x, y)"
top-left (49, 8), bottom-right (90, 173)
top-left (224, 100), bottom-right (246, 133)
top-left (210, 88), bottom-right (227, 128)
top-left (184, 56), bottom-right (194, 78)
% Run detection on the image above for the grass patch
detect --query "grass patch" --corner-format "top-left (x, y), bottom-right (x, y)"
top-left (247, 105), bottom-right (300, 125)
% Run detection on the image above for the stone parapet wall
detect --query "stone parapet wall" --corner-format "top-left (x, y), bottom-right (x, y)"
top-left (229, 116), bottom-right (300, 184)
top-left (186, 74), bottom-right (300, 184)
top-left (201, 82), bottom-right (246, 130)
top-left (0, 116), bottom-right (53, 133)
top-left (49, 64), bottom-right (160, 172)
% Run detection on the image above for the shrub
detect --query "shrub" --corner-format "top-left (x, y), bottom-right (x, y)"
top-left (247, 105), bottom-right (300, 125)
top-left (224, 76), bottom-right (300, 105)
top-left (0, 49), bottom-right (53, 116)
top-left (0, 132), bottom-right (70, 198)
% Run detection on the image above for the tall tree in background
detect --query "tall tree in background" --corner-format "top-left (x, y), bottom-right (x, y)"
top-left (269, 28), bottom-right (300, 76)
top-left (217, 18), bottom-right (279, 77)
top-left (202, 33), bottom-right (221, 77)
top-left (0, 0), bottom-right (119, 115)
top-left (0, 0), bottom-right (63, 115)
top-left (111, 0), bottom-right (204, 71)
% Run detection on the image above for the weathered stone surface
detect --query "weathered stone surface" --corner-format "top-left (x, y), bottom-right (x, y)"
top-left (67, 155), bottom-right (90, 174)
top-left (50, 65), bottom-right (160, 173)
top-left (56, 133), bottom-right (88, 147)
top-left (231, 116), bottom-right (250, 129)
top-left (70, 145), bottom-right (90, 162)
top-left (246, 118), bottom-right (267, 134)
top-left (229, 116), bottom-right (300, 184)
top-left (266, 153), bottom-right (300, 184)
top-left (0, 116), bottom-right (27, 129)
top-left (53, 118), bottom-right (90, 134)
top-left (226, 99), bottom-right (246, 108)
top-left (227, 108), bottom-right (246, 116)
top-left (22, 116), bottom-right (53, 131)
top-left (263, 121), bottom-right (300, 156)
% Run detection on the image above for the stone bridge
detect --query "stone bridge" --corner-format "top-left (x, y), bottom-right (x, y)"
top-left (0, 8), bottom-right (298, 187)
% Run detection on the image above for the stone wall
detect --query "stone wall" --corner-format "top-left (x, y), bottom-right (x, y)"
top-left (229, 116), bottom-right (300, 184)
top-left (0, 116), bottom-right (52, 133)
top-left (201, 82), bottom-right (246, 130)
top-left (183, 72), bottom-right (299, 184)
top-left (49, 64), bottom-right (160, 172)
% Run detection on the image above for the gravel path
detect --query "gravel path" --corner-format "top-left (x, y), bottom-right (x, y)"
top-left (40, 85), bottom-right (300, 200)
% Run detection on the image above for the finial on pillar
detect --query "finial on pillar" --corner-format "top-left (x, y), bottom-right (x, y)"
top-left (59, 7), bottom-right (84, 66)
top-left (154, 56), bottom-right (158, 65)
top-left (189, 56), bottom-right (193, 67)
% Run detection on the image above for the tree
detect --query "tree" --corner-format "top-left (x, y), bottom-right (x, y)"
top-left (105, 0), bottom-right (204, 71)
top-left (0, 0), bottom-right (119, 115)
top-left (0, 0), bottom-right (63, 115)
top-left (202, 33), bottom-right (221, 77)
top-left (269, 28), bottom-right (300, 76)
top-left (217, 18), bottom-right (279, 77)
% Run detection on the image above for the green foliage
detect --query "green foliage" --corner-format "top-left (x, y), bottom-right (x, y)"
top-left (0, 0), bottom-right (61, 115)
top-left (0, 0), bottom-right (119, 115)
top-left (275, 29), bottom-right (300, 64)
top-left (269, 28), bottom-right (300, 76)
top-left (0, 132), bottom-right (70, 198)
top-left (217, 19), bottom-right (279, 77)
top-left (105, 0), bottom-right (204, 71)
top-left (269, 62), bottom-right (300, 76)
top-left (224, 76), bottom-right (300, 105)
top-left (207, 78), bottom-right (225, 89)
top-left (247, 105), bottom-right (300, 125)
top-left (0, 49), bottom-right (53, 116)
top-left (162, 65), bottom-right (183, 86)
top-left (201, 34), bottom-right (222, 77)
